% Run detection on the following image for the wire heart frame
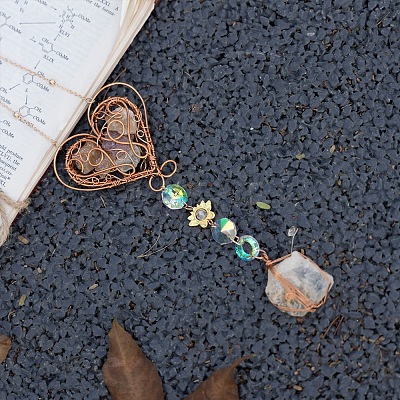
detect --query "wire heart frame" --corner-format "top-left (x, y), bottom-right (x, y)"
top-left (54, 83), bottom-right (177, 192)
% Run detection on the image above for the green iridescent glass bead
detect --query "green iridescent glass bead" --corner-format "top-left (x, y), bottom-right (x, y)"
top-left (162, 184), bottom-right (188, 209)
top-left (235, 235), bottom-right (260, 261)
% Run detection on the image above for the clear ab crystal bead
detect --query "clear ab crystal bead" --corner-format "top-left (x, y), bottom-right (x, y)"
top-left (211, 218), bottom-right (236, 245)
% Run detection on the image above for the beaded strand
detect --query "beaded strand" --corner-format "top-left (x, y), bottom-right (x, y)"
top-left (161, 183), bottom-right (262, 261)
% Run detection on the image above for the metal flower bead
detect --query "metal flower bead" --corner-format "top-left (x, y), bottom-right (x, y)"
top-left (188, 200), bottom-right (215, 228)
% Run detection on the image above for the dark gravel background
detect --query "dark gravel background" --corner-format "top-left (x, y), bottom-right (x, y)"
top-left (1, 0), bottom-right (399, 399)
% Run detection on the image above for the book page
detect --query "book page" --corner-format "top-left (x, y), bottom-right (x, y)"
top-left (0, 0), bottom-right (150, 232)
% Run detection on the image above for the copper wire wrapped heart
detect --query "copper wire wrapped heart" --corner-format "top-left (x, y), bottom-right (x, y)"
top-left (54, 83), bottom-right (177, 192)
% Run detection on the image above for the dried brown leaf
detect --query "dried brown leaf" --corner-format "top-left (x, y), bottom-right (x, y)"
top-left (103, 319), bottom-right (164, 400)
top-left (184, 355), bottom-right (253, 400)
top-left (0, 334), bottom-right (11, 363)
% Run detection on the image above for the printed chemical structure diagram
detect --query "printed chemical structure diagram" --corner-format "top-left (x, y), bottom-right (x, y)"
top-left (19, 104), bottom-right (41, 118)
top-left (18, 95), bottom-right (45, 125)
top-left (0, 86), bottom-right (11, 105)
top-left (23, 72), bottom-right (38, 84)
top-left (55, 6), bottom-right (90, 41)
top-left (39, 37), bottom-right (69, 62)
top-left (0, 11), bottom-right (22, 34)
top-left (22, 72), bottom-right (50, 92)
top-left (60, 6), bottom-right (76, 31)
top-left (0, 119), bottom-right (13, 139)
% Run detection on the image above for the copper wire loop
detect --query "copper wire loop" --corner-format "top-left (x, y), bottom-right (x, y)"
top-left (261, 252), bottom-right (332, 314)
top-left (53, 83), bottom-right (176, 191)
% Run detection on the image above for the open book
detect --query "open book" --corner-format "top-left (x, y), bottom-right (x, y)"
top-left (0, 0), bottom-right (155, 244)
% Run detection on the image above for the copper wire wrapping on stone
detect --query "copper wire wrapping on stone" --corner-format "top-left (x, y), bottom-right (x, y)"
top-left (54, 83), bottom-right (176, 192)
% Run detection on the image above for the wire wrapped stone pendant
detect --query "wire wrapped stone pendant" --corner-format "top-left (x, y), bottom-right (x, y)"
top-left (160, 182), bottom-right (334, 317)
top-left (54, 84), bottom-right (334, 317)
top-left (54, 83), bottom-right (177, 191)
top-left (263, 251), bottom-right (334, 317)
